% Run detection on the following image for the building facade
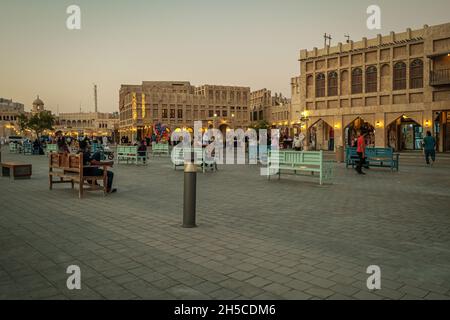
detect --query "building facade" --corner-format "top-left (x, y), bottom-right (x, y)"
top-left (0, 98), bottom-right (25, 138)
top-left (250, 89), bottom-right (292, 130)
top-left (250, 89), bottom-right (272, 125)
top-left (54, 112), bottom-right (119, 140)
top-left (292, 23), bottom-right (450, 152)
top-left (119, 81), bottom-right (250, 142)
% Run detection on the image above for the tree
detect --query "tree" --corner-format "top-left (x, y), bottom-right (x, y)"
top-left (20, 112), bottom-right (55, 138)
top-left (252, 120), bottom-right (270, 130)
top-left (18, 113), bottom-right (29, 132)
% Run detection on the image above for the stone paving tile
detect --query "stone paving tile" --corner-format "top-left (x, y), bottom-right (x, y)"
top-left (304, 287), bottom-right (335, 299)
top-left (1, 149), bottom-right (450, 300)
top-left (245, 276), bottom-right (273, 288)
top-left (280, 289), bottom-right (312, 300)
top-left (262, 283), bottom-right (291, 296)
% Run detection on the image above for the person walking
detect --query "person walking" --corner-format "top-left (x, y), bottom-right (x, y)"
top-left (423, 131), bottom-right (436, 167)
top-left (355, 130), bottom-right (366, 175)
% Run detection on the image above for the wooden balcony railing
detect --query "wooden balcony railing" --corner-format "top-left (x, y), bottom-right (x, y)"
top-left (430, 69), bottom-right (450, 86)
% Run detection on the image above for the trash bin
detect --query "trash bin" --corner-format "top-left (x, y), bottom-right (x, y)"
top-left (335, 146), bottom-right (344, 163)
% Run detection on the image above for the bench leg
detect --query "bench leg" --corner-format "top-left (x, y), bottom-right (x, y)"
top-left (49, 176), bottom-right (53, 190)
top-left (79, 182), bottom-right (83, 199)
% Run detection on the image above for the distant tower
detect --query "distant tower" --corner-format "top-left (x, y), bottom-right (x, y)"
top-left (32, 95), bottom-right (45, 114)
top-left (94, 84), bottom-right (98, 113)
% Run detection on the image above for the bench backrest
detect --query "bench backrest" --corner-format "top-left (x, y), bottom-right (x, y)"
top-left (154, 144), bottom-right (169, 150)
top-left (9, 143), bottom-right (18, 151)
top-left (117, 146), bottom-right (138, 155)
top-left (366, 147), bottom-right (393, 158)
top-left (345, 147), bottom-right (358, 159)
top-left (23, 142), bottom-right (32, 152)
top-left (49, 152), bottom-right (83, 173)
top-left (46, 144), bottom-right (58, 152)
top-left (270, 151), bottom-right (323, 166)
top-left (91, 143), bottom-right (102, 153)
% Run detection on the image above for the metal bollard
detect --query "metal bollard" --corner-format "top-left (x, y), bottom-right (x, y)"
top-left (183, 162), bottom-right (197, 228)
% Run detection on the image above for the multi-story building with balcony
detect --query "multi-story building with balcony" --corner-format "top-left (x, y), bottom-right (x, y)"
top-left (119, 81), bottom-right (250, 142)
top-left (292, 23), bottom-right (450, 152)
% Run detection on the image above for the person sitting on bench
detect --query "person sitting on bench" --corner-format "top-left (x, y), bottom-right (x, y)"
top-left (78, 140), bottom-right (117, 194)
top-left (138, 140), bottom-right (147, 164)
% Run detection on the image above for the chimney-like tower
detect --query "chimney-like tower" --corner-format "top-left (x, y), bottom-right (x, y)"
top-left (94, 84), bottom-right (98, 113)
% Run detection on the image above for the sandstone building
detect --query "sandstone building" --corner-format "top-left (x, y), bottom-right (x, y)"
top-left (119, 81), bottom-right (250, 142)
top-left (291, 23), bottom-right (450, 152)
top-left (0, 98), bottom-right (24, 138)
top-left (54, 112), bottom-right (119, 140)
top-left (250, 89), bottom-right (292, 132)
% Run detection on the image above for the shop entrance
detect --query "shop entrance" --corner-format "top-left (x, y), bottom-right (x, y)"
top-left (434, 111), bottom-right (450, 152)
top-left (308, 119), bottom-right (334, 151)
top-left (387, 115), bottom-right (423, 151)
top-left (344, 117), bottom-right (375, 148)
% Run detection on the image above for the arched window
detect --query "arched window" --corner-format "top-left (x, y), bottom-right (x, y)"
top-left (328, 72), bottom-right (338, 96)
top-left (316, 73), bottom-right (326, 98)
top-left (410, 59), bottom-right (423, 89)
top-left (393, 62), bottom-right (407, 90)
top-left (366, 66), bottom-right (378, 93)
top-left (351, 68), bottom-right (363, 94)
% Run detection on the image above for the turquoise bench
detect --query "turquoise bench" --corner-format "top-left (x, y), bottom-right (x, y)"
top-left (9, 143), bottom-right (19, 153)
top-left (345, 147), bottom-right (359, 168)
top-left (91, 143), bottom-right (105, 160)
top-left (152, 143), bottom-right (170, 156)
top-left (23, 142), bottom-right (32, 155)
top-left (267, 150), bottom-right (334, 185)
top-left (172, 147), bottom-right (217, 173)
top-left (117, 145), bottom-right (146, 165)
top-left (46, 144), bottom-right (58, 154)
top-left (366, 147), bottom-right (399, 171)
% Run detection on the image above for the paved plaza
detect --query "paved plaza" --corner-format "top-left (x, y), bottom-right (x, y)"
top-left (1, 146), bottom-right (450, 300)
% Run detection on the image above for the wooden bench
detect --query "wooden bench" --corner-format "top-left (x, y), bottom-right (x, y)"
top-left (46, 144), bottom-right (58, 154)
top-left (1, 162), bottom-right (32, 180)
top-left (49, 153), bottom-right (109, 198)
top-left (152, 143), bottom-right (170, 156)
top-left (267, 151), bottom-right (334, 185)
top-left (366, 147), bottom-right (399, 171)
